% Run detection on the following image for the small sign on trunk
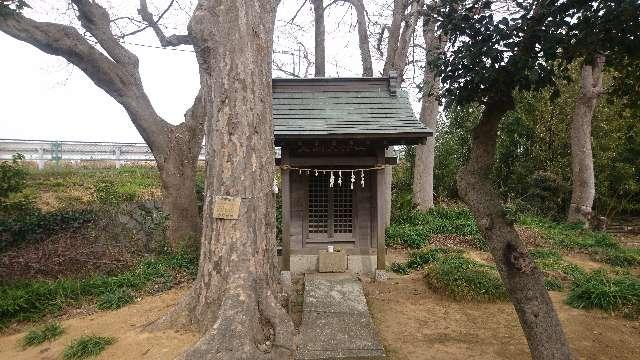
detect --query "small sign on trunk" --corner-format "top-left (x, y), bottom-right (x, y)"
top-left (213, 196), bottom-right (241, 219)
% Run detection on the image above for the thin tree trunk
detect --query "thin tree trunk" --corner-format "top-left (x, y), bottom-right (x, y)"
top-left (381, 0), bottom-right (423, 227)
top-left (457, 97), bottom-right (572, 360)
top-left (148, 1), bottom-right (294, 358)
top-left (312, 0), bottom-right (325, 77)
top-left (350, 0), bottom-right (373, 77)
top-left (413, 17), bottom-right (442, 210)
top-left (382, 0), bottom-right (405, 75)
top-left (568, 56), bottom-right (605, 225)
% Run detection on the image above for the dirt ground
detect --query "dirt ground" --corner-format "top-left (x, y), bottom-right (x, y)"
top-left (363, 272), bottom-right (640, 360)
top-left (0, 287), bottom-right (198, 360)
top-left (2, 266), bottom-right (639, 359)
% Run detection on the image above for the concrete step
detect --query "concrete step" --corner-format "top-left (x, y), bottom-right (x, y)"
top-left (296, 274), bottom-right (385, 360)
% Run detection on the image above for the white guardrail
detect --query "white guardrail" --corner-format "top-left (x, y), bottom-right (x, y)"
top-left (0, 138), bottom-right (206, 169)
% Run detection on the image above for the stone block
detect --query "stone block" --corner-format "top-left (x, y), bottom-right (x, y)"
top-left (318, 250), bottom-right (347, 273)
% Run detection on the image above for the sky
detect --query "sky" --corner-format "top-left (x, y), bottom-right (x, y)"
top-left (0, 0), bottom-right (418, 143)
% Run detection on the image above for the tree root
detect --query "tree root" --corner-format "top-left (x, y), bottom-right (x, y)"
top-left (146, 273), bottom-right (295, 360)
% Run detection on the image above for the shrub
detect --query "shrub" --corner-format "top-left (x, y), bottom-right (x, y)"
top-left (424, 253), bottom-right (508, 302)
top-left (21, 322), bottom-right (64, 348)
top-left (566, 270), bottom-right (640, 318)
top-left (0, 154), bottom-right (28, 198)
top-left (63, 335), bottom-right (115, 360)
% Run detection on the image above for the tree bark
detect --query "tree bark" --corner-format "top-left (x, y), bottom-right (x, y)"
top-left (457, 96), bottom-right (572, 360)
top-left (568, 56), bottom-right (605, 225)
top-left (413, 16), bottom-right (443, 210)
top-left (312, 0), bottom-right (325, 77)
top-left (148, 1), bottom-right (294, 358)
top-left (157, 107), bottom-right (205, 248)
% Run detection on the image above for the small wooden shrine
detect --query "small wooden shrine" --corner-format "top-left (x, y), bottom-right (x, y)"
top-left (274, 74), bottom-right (432, 273)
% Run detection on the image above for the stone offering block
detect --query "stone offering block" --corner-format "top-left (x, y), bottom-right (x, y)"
top-left (318, 250), bottom-right (347, 273)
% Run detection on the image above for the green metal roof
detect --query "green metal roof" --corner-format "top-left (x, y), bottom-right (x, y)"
top-left (272, 76), bottom-right (432, 145)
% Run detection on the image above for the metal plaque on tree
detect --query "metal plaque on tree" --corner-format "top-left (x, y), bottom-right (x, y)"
top-left (213, 196), bottom-right (241, 219)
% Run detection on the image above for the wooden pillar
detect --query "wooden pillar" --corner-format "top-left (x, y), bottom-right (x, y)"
top-left (375, 147), bottom-right (386, 271)
top-left (282, 147), bottom-right (291, 271)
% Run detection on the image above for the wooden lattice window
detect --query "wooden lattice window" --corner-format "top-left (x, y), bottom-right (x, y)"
top-left (333, 184), bottom-right (353, 233)
top-left (309, 174), bottom-right (329, 233)
top-left (308, 174), bottom-right (353, 236)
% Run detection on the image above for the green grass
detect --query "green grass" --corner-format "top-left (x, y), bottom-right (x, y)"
top-left (530, 249), bottom-right (586, 281)
top-left (566, 270), bottom-right (640, 319)
top-left (424, 253), bottom-right (508, 302)
top-left (390, 247), bottom-right (463, 274)
top-left (386, 206), bottom-right (480, 249)
top-left (519, 215), bottom-right (640, 268)
top-left (20, 322), bottom-right (64, 348)
top-left (63, 335), bottom-right (116, 360)
top-left (0, 250), bottom-right (197, 327)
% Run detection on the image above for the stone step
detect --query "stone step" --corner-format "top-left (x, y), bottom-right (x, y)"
top-left (296, 274), bottom-right (385, 360)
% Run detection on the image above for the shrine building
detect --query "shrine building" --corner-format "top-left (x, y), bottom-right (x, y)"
top-left (274, 73), bottom-right (432, 274)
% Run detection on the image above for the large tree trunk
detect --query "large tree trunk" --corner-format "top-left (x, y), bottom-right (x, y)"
top-left (568, 56), bottom-right (605, 225)
top-left (413, 17), bottom-right (442, 210)
top-left (149, 1), bottom-right (294, 359)
top-left (312, 0), bottom-right (325, 77)
top-left (457, 97), bottom-right (572, 360)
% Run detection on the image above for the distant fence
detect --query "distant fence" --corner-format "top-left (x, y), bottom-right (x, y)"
top-left (0, 139), bottom-right (282, 169)
top-left (0, 138), bottom-right (205, 169)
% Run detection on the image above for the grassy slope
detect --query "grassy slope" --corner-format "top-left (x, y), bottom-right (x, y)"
top-left (388, 206), bottom-right (640, 318)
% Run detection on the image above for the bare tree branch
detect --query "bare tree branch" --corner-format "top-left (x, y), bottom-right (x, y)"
top-left (323, 0), bottom-right (372, 76)
top-left (138, 0), bottom-right (192, 47)
top-left (287, 0), bottom-right (308, 24)
top-left (0, 8), bottom-right (171, 153)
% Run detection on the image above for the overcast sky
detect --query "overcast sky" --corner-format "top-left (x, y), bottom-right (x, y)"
top-left (0, 0), bottom-right (418, 143)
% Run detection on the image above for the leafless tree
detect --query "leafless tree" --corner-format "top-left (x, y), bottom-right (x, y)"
top-left (0, 0), bottom-right (203, 249)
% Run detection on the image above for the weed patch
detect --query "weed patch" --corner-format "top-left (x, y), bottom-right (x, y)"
top-left (0, 250), bottom-right (197, 327)
top-left (424, 253), bottom-right (508, 302)
top-left (386, 206), bottom-right (480, 249)
top-left (566, 270), bottom-right (640, 319)
top-left (63, 335), bottom-right (115, 360)
top-left (390, 248), bottom-right (462, 274)
top-left (20, 322), bottom-right (64, 348)
top-left (519, 216), bottom-right (639, 268)
top-left (530, 248), bottom-right (585, 283)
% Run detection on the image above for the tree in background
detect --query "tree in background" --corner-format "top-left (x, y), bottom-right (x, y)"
top-left (434, 0), bottom-right (639, 358)
top-left (568, 55), bottom-right (604, 225)
top-left (413, 4), bottom-right (446, 210)
top-left (0, 0), bottom-right (202, 250)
